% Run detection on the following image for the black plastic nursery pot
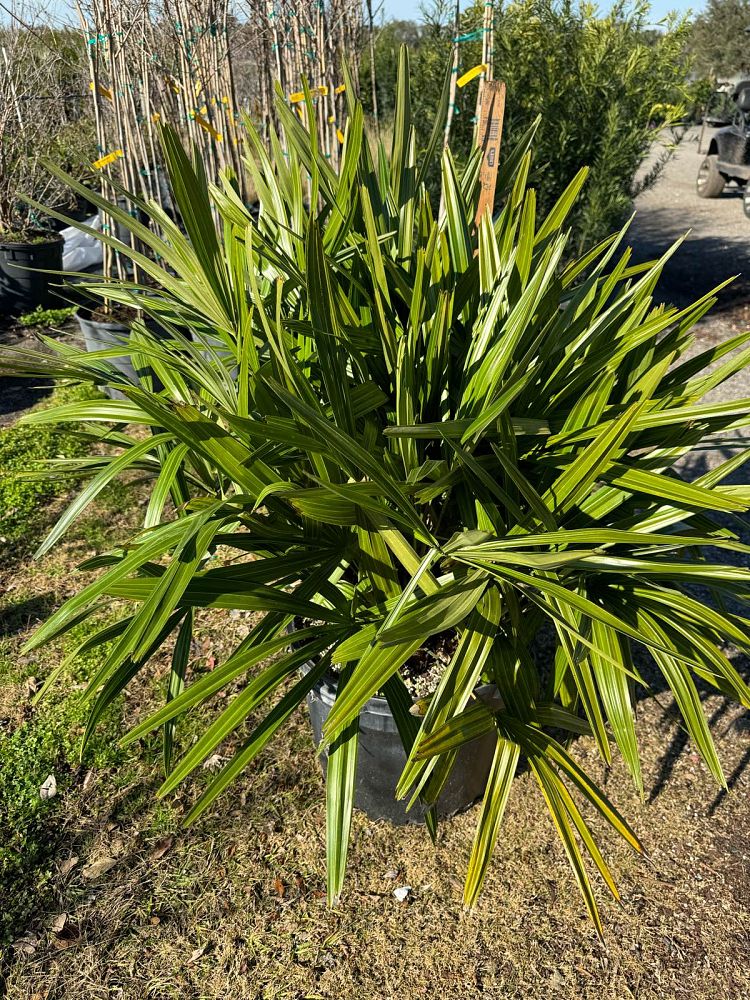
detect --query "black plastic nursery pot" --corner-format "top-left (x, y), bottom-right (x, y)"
top-left (0, 231), bottom-right (63, 316)
top-left (306, 669), bottom-right (498, 825)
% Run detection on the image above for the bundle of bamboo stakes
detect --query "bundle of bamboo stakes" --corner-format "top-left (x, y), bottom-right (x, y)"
top-left (238, 0), bottom-right (362, 172)
top-left (77, 0), bottom-right (363, 280)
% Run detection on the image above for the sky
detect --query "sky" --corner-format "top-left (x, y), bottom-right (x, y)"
top-left (28, 0), bottom-right (707, 30)
top-left (380, 0), bottom-right (704, 25)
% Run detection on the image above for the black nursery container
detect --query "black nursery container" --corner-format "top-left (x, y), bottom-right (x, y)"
top-left (0, 232), bottom-right (63, 315)
top-left (306, 670), bottom-right (498, 825)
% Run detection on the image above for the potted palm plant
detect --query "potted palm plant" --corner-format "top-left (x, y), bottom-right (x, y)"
top-left (4, 53), bottom-right (750, 934)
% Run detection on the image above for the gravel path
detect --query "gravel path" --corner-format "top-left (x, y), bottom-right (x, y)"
top-left (631, 126), bottom-right (750, 309)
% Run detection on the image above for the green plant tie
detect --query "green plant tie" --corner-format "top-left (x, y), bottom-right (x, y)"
top-left (454, 29), bottom-right (485, 42)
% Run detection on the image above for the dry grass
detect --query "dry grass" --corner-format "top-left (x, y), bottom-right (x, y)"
top-left (1, 465), bottom-right (749, 999)
top-left (3, 690), bottom-right (750, 1000)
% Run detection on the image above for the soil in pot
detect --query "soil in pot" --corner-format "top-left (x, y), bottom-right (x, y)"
top-left (0, 230), bottom-right (64, 316)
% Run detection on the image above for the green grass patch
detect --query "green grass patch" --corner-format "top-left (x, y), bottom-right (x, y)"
top-left (17, 305), bottom-right (76, 329)
top-left (0, 383), bottom-right (98, 551)
top-left (0, 614), bottom-right (129, 946)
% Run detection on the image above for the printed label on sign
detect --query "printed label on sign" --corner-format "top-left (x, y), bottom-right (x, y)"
top-left (475, 80), bottom-right (506, 228)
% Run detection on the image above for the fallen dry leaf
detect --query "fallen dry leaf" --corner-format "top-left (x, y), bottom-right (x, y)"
top-left (274, 877), bottom-right (286, 898)
top-left (12, 935), bottom-right (38, 955)
top-left (202, 753), bottom-right (225, 771)
top-left (149, 836), bottom-right (174, 861)
top-left (58, 856), bottom-right (79, 877)
top-left (81, 856), bottom-right (117, 880)
top-left (109, 837), bottom-right (126, 856)
top-left (24, 676), bottom-right (40, 697)
top-left (39, 774), bottom-right (57, 800)
top-left (187, 943), bottom-right (209, 964)
top-left (50, 913), bottom-right (68, 935)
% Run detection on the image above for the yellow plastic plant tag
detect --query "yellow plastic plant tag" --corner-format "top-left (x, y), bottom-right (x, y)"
top-left (89, 81), bottom-right (113, 101)
top-left (289, 85), bottom-right (328, 103)
top-left (194, 114), bottom-right (222, 141)
top-left (337, 128), bottom-right (345, 143)
top-left (92, 149), bottom-right (124, 169)
top-left (457, 64), bottom-right (488, 88)
top-left (335, 83), bottom-right (346, 94)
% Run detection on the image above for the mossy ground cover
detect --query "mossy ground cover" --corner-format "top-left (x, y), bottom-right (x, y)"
top-left (0, 384), bottom-right (93, 551)
top-left (0, 390), bottom-right (748, 998)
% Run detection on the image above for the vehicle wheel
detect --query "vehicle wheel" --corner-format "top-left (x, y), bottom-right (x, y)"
top-left (696, 155), bottom-right (725, 198)
top-left (743, 188), bottom-right (750, 219)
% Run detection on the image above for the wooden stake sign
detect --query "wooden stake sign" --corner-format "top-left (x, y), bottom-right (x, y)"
top-left (474, 80), bottom-right (506, 227)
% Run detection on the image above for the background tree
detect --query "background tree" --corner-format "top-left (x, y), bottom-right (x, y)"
top-left (690, 0), bottom-right (750, 78)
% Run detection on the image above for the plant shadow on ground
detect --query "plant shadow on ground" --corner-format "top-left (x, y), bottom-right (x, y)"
top-left (0, 594), bottom-right (58, 639)
top-left (630, 191), bottom-right (750, 313)
top-left (0, 375), bottom-right (54, 424)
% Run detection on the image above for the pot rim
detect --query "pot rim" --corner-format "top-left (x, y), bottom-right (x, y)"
top-left (75, 308), bottom-right (132, 332)
top-left (0, 230), bottom-right (63, 249)
top-left (303, 657), bottom-right (498, 719)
